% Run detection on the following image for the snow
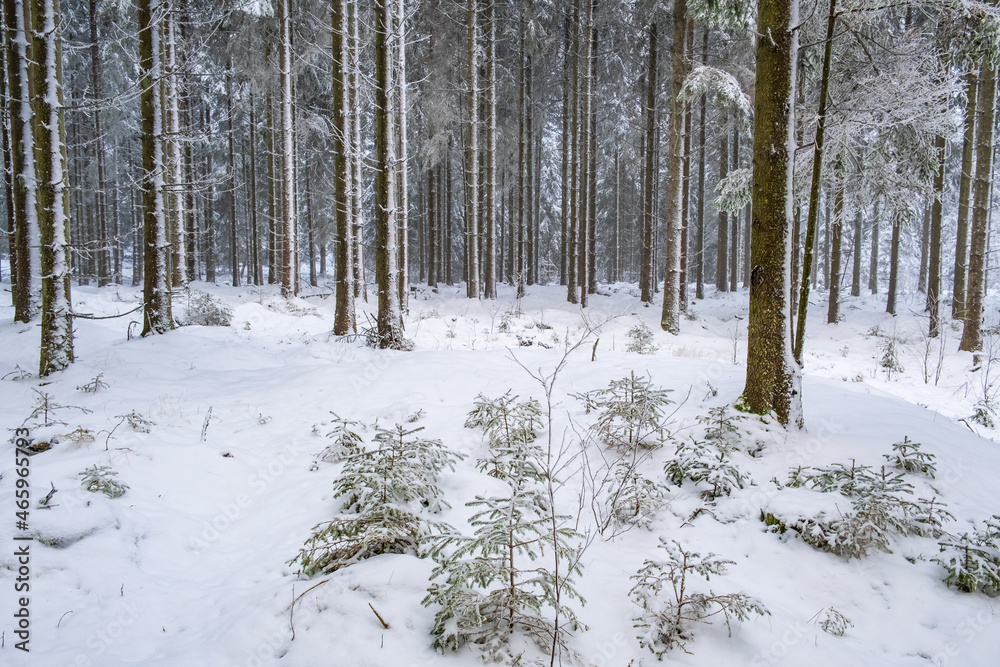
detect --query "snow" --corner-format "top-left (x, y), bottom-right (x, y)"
top-left (2, 281), bottom-right (999, 666)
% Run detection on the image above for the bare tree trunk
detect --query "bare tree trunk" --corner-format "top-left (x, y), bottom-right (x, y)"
top-left (483, 0), bottom-right (497, 299)
top-left (928, 133), bottom-right (946, 337)
top-left (396, 0), bottom-right (409, 309)
top-left (560, 16), bottom-right (570, 286)
top-left (277, 0), bottom-right (297, 297)
top-left (640, 20), bottom-right (656, 303)
top-left (954, 71), bottom-right (978, 320)
top-left (578, 0), bottom-right (593, 306)
top-left (851, 202), bottom-right (861, 297)
top-left (960, 62), bottom-right (997, 353)
top-left (868, 199), bottom-right (878, 294)
top-left (887, 213), bottom-right (901, 315)
top-left (827, 157), bottom-right (843, 324)
top-left (4, 0), bottom-right (39, 321)
top-left (89, 0), bottom-right (110, 286)
top-left (465, 0), bottom-right (480, 298)
top-left (729, 124), bottom-right (739, 293)
top-left (349, 0), bottom-right (365, 301)
top-left (227, 69), bottom-right (239, 286)
top-left (716, 117), bottom-right (729, 292)
top-left (374, 0), bottom-right (406, 346)
top-left (660, 0), bottom-right (686, 332)
top-left (333, 0), bottom-right (355, 333)
top-left (918, 202), bottom-right (929, 295)
top-left (695, 29), bottom-right (707, 300)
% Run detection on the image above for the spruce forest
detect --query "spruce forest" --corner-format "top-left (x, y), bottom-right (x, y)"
top-left (3, 0), bottom-right (1000, 665)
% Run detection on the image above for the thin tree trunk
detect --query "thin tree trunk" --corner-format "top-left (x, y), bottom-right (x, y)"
top-left (560, 16), bottom-right (570, 286)
top-left (827, 157), bottom-right (843, 324)
top-left (869, 199), bottom-right (878, 294)
top-left (716, 116), bottom-right (729, 292)
top-left (918, 202), bottom-right (930, 295)
top-left (277, 0), bottom-right (297, 297)
top-left (695, 29), bottom-right (707, 300)
top-left (396, 0), bottom-right (409, 309)
top-left (887, 213), bottom-right (901, 315)
top-left (350, 0), bottom-right (365, 300)
top-left (954, 71), bottom-right (978, 320)
top-left (465, 0), bottom-right (480, 299)
top-left (793, 0), bottom-right (836, 362)
top-left (851, 201), bottom-right (861, 297)
top-left (483, 0), bottom-right (497, 299)
top-left (227, 69), bottom-right (239, 286)
top-left (660, 0), bottom-right (686, 333)
top-left (729, 124), bottom-right (739, 293)
top-left (640, 20), bottom-right (657, 303)
top-left (928, 133), bottom-right (946, 337)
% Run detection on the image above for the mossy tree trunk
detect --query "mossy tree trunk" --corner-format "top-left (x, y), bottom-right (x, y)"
top-left (739, 0), bottom-right (802, 427)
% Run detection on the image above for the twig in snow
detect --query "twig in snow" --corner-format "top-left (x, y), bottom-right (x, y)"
top-left (200, 407), bottom-right (214, 442)
top-left (369, 603), bottom-right (390, 629)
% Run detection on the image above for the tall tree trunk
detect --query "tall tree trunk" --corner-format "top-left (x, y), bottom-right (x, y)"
top-left (793, 0), bottom-right (836, 362)
top-left (266, 92), bottom-right (277, 284)
top-left (729, 124), bottom-right (739, 293)
top-left (695, 29), bottom-right (707, 300)
top-left (640, 20), bottom-right (657, 304)
top-left (927, 133), bottom-right (946, 337)
top-left (374, 0), bottom-right (406, 346)
top-left (587, 21), bottom-right (598, 296)
top-left (483, 0), bottom-right (497, 299)
top-left (716, 117), bottom-right (729, 292)
top-left (89, 0), bottom-right (110, 286)
top-left (227, 69), bottom-right (239, 286)
top-left (918, 202), bottom-right (929, 295)
top-left (349, 0), bottom-right (365, 301)
top-left (660, 0), bottom-right (686, 332)
top-left (465, 0), bottom-right (480, 298)
top-left (4, 0), bottom-right (39, 321)
top-left (139, 0), bottom-right (172, 335)
top-left (396, 0), bottom-right (409, 309)
top-left (33, 0), bottom-right (74, 375)
top-left (560, 16), bottom-right (570, 286)
top-left (0, 42), bottom-right (12, 292)
top-left (740, 0), bottom-right (802, 427)
top-left (886, 212), bottom-right (901, 315)
top-left (164, 1), bottom-right (185, 290)
top-left (868, 199), bottom-right (878, 294)
top-left (566, 1), bottom-right (579, 303)
top-left (827, 158), bottom-right (843, 324)
top-left (851, 202), bottom-right (861, 297)
top-left (954, 71), bottom-right (978, 320)
top-left (204, 105), bottom-right (216, 283)
top-left (277, 0), bottom-right (297, 297)
top-left (333, 0), bottom-right (355, 333)
top-left (578, 0), bottom-right (593, 306)
top-left (249, 89), bottom-right (261, 286)
top-left (960, 62), bottom-right (997, 353)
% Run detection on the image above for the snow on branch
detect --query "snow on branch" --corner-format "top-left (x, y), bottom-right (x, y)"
top-left (679, 66), bottom-right (752, 127)
top-left (714, 167), bottom-right (752, 214)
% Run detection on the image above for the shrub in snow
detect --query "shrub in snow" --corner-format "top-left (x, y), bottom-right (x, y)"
top-left (178, 290), bottom-right (232, 327)
top-left (665, 440), bottom-right (748, 501)
top-left (575, 372), bottom-right (674, 451)
top-left (630, 539), bottom-right (768, 656)
top-left (423, 485), bottom-right (585, 662)
top-left (819, 608), bottom-right (852, 636)
top-left (291, 423), bottom-right (462, 576)
top-left (766, 459), bottom-right (953, 558)
top-left (625, 322), bottom-right (658, 354)
top-left (76, 373), bottom-right (109, 393)
top-left (79, 465), bottom-right (128, 498)
top-left (934, 516), bottom-right (1000, 594)
top-left (586, 446), bottom-right (668, 537)
top-left (883, 436), bottom-right (936, 477)
top-left (117, 410), bottom-right (155, 433)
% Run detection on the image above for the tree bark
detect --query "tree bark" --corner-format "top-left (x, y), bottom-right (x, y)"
top-left (277, 0), bottom-right (297, 297)
top-left (954, 71), bottom-right (978, 320)
top-left (826, 157), bottom-right (843, 324)
top-left (640, 21), bottom-right (656, 304)
top-left (483, 0), bottom-right (497, 299)
top-left (333, 0), bottom-right (355, 334)
top-left (927, 133), bottom-right (946, 337)
top-left (465, 0), bottom-right (480, 298)
top-left (960, 62), bottom-right (997, 353)
top-left (660, 0), bottom-right (686, 333)
top-left (739, 0), bottom-right (802, 427)
top-left (716, 117), bottom-right (729, 292)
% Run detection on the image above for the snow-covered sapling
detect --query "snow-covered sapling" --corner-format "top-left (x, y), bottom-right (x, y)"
top-left (310, 413), bottom-right (364, 467)
top-left (465, 391), bottom-right (545, 483)
top-left (179, 290), bottom-right (233, 327)
top-left (625, 322), bottom-right (658, 354)
top-left (291, 423), bottom-right (462, 576)
top-left (76, 374), bottom-right (109, 393)
top-left (883, 436), bottom-right (936, 477)
top-left (697, 405), bottom-right (746, 451)
top-left (665, 440), bottom-right (748, 501)
top-left (934, 516), bottom-right (1000, 594)
top-left (575, 372), bottom-right (674, 451)
top-left (630, 539), bottom-right (768, 656)
top-left (79, 465), bottom-right (128, 498)
top-left (424, 485), bottom-right (585, 662)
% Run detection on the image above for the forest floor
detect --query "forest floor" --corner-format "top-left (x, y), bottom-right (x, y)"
top-left (1, 279), bottom-right (999, 666)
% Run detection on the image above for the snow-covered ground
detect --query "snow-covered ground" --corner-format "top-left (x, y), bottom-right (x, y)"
top-left (2, 280), bottom-right (998, 666)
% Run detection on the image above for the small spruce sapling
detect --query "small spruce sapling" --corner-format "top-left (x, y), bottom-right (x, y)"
top-left (575, 372), bottom-right (674, 451)
top-left (665, 440), bottom-right (748, 501)
top-left (291, 423), bottom-right (463, 576)
top-left (630, 539), bottom-right (768, 656)
top-left (465, 391), bottom-right (545, 483)
top-left (310, 413), bottom-right (364, 468)
top-left (818, 608), bottom-right (852, 636)
top-left (625, 322), bottom-right (658, 354)
top-left (697, 405), bottom-right (746, 452)
top-left (934, 516), bottom-right (1000, 593)
top-left (79, 465), bottom-right (128, 498)
top-left (883, 437), bottom-right (936, 477)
